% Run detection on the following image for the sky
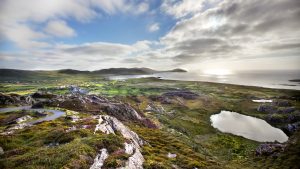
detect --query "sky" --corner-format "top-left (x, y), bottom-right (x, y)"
top-left (0, 0), bottom-right (299, 71)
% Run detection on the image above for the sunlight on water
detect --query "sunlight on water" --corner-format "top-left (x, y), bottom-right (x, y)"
top-left (202, 69), bottom-right (233, 76)
top-left (108, 70), bottom-right (300, 90)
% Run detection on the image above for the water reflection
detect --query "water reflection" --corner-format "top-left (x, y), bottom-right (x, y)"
top-left (210, 110), bottom-right (288, 143)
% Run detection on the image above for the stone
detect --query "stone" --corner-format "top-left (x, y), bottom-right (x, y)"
top-left (167, 152), bottom-right (177, 158)
top-left (15, 115), bottom-right (33, 123)
top-left (256, 143), bottom-right (285, 156)
top-left (257, 104), bottom-right (277, 113)
top-left (0, 146), bottom-right (4, 155)
top-left (93, 115), bottom-right (144, 169)
top-left (66, 126), bottom-right (77, 132)
top-left (119, 148), bottom-right (144, 169)
top-left (124, 142), bottom-right (134, 155)
top-left (10, 123), bottom-right (32, 130)
top-left (145, 104), bottom-right (165, 114)
top-left (90, 148), bottom-right (109, 169)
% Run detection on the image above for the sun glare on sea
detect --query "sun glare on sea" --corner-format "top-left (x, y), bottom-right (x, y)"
top-left (203, 69), bottom-right (233, 76)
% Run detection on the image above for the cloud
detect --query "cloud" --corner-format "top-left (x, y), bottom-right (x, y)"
top-left (1, 0), bottom-right (299, 71)
top-left (0, 40), bottom-right (155, 70)
top-left (58, 42), bottom-right (133, 57)
top-left (161, 0), bottom-right (221, 19)
top-left (90, 0), bottom-right (149, 15)
top-left (0, 0), bottom-right (149, 49)
top-left (45, 20), bottom-right (76, 38)
top-left (122, 58), bottom-right (142, 63)
top-left (148, 23), bottom-right (160, 32)
top-left (0, 23), bottom-right (49, 49)
top-left (159, 0), bottom-right (300, 67)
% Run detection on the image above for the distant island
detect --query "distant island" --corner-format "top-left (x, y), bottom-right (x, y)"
top-left (289, 79), bottom-right (300, 82)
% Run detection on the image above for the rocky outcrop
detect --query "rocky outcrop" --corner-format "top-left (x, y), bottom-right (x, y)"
top-left (92, 115), bottom-right (144, 169)
top-left (163, 90), bottom-right (199, 100)
top-left (119, 147), bottom-right (144, 169)
top-left (256, 143), bottom-right (286, 156)
top-left (69, 85), bottom-right (88, 95)
top-left (102, 103), bottom-right (143, 122)
top-left (1, 93), bottom-right (156, 128)
top-left (90, 148), bottom-right (109, 169)
top-left (45, 94), bottom-right (144, 123)
top-left (282, 122), bottom-right (300, 136)
top-left (145, 104), bottom-right (165, 114)
top-left (257, 105), bottom-right (277, 113)
top-left (94, 115), bottom-right (143, 148)
top-left (1, 123), bottom-right (32, 135)
top-left (65, 115), bottom-right (80, 123)
top-left (0, 93), bottom-right (34, 106)
top-left (31, 92), bottom-right (56, 99)
top-left (149, 95), bottom-right (172, 104)
top-left (273, 100), bottom-right (291, 107)
top-left (15, 115), bottom-right (33, 123)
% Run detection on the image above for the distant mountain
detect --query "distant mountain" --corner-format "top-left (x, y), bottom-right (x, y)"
top-left (166, 68), bottom-right (187, 72)
top-left (59, 68), bottom-right (187, 75)
top-left (57, 69), bottom-right (90, 74)
top-left (0, 68), bottom-right (187, 77)
top-left (92, 68), bottom-right (155, 75)
top-left (0, 69), bottom-right (43, 77)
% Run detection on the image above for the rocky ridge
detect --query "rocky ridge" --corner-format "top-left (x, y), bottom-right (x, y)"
top-left (92, 115), bottom-right (144, 169)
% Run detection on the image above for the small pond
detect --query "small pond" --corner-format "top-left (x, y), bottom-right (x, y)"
top-left (210, 110), bottom-right (288, 143)
top-left (0, 106), bottom-right (65, 124)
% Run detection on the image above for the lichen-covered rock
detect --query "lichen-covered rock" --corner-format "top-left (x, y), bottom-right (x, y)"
top-left (102, 103), bottom-right (143, 121)
top-left (0, 93), bottom-right (33, 106)
top-left (119, 148), bottom-right (144, 169)
top-left (90, 148), bottom-right (108, 169)
top-left (92, 115), bottom-right (144, 169)
top-left (1, 123), bottom-right (32, 135)
top-left (124, 142), bottom-right (134, 155)
top-left (94, 115), bottom-right (143, 148)
top-left (15, 115), bottom-right (33, 123)
top-left (94, 116), bottom-right (115, 134)
top-left (9, 123), bottom-right (32, 130)
top-left (46, 94), bottom-right (144, 123)
top-left (145, 104), bottom-right (165, 114)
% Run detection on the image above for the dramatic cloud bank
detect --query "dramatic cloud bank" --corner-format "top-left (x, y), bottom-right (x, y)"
top-left (0, 0), bottom-right (299, 70)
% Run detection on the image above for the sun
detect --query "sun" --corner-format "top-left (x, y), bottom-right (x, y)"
top-left (203, 69), bottom-right (233, 76)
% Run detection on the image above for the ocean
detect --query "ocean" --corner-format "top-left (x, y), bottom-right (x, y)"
top-left (109, 70), bottom-right (300, 90)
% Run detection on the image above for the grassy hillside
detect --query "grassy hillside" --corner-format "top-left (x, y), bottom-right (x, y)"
top-left (0, 72), bottom-right (299, 168)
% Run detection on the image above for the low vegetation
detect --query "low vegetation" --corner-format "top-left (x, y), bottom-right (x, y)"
top-left (0, 73), bottom-right (299, 168)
